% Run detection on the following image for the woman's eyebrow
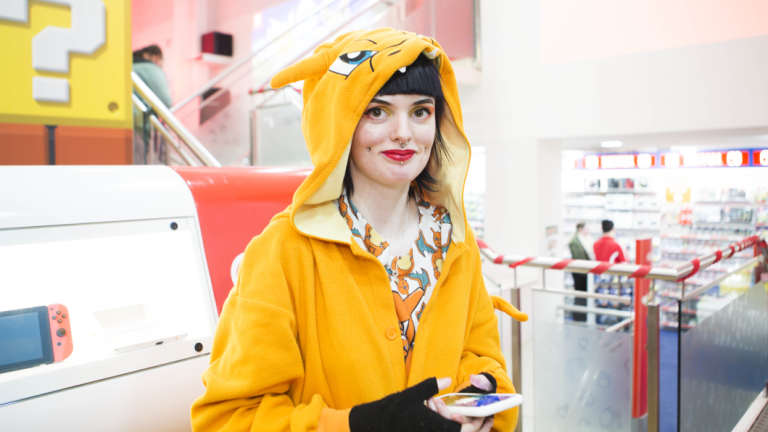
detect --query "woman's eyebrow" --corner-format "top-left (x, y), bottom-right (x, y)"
top-left (413, 98), bottom-right (435, 105)
top-left (369, 98), bottom-right (392, 105)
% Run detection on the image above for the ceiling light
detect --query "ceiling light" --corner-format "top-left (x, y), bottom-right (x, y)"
top-left (600, 140), bottom-right (623, 148)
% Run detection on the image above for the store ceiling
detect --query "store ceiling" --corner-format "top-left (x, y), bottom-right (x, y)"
top-left (552, 127), bottom-right (768, 153)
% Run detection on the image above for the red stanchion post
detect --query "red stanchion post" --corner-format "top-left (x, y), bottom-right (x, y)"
top-left (632, 238), bottom-right (652, 421)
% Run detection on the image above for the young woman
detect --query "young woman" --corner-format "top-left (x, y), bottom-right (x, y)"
top-left (191, 28), bottom-right (525, 432)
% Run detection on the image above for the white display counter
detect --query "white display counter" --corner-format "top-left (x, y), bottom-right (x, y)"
top-left (0, 166), bottom-right (218, 430)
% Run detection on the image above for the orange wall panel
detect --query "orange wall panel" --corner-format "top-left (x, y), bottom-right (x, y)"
top-left (56, 126), bottom-right (133, 165)
top-left (0, 123), bottom-right (47, 164)
top-left (0, 122), bottom-right (133, 165)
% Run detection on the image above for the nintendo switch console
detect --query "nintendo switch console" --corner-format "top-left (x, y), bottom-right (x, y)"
top-left (0, 304), bottom-right (73, 374)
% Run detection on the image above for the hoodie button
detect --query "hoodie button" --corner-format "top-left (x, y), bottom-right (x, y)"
top-left (385, 328), bottom-right (399, 340)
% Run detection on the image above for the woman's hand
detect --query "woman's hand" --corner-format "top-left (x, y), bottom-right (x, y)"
top-left (426, 374), bottom-right (494, 432)
top-left (461, 374), bottom-right (495, 394)
top-left (349, 377), bottom-right (461, 432)
top-left (427, 397), bottom-right (494, 432)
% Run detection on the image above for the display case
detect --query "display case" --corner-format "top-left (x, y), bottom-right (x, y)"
top-left (562, 175), bottom-right (660, 262)
top-left (0, 166), bottom-right (218, 431)
top-left (656, 185), bottom-right (760, 329)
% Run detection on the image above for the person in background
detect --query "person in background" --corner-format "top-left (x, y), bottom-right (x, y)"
top-left (593, 219), bottom-right (626, 264)
top-left (132, 45), bottom-right (171, 107)
top-left (132, 44), bottom-right (171, 164)
top-left (568, 222), bottom-right (591, 321)
top-left (190, 28), bottom-right (526, 432)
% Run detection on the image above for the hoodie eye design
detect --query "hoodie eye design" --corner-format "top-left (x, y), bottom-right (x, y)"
top-left (329, 50), bottom-right (378, 77)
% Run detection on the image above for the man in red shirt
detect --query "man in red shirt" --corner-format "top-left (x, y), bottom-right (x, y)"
top-left (593, 219), bottom-right (626, 263)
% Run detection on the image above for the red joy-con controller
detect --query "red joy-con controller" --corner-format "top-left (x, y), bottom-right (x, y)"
top-left (47, 304), bottom-right (73, 362)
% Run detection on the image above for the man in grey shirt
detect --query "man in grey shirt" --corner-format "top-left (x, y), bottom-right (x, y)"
top-left (568, 222), bottom-right (592, 321)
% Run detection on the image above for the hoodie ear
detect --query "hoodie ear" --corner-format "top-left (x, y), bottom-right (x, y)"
top-left (271, 31), bottom-right (359, 88)
top-left (271, 50), bottom-right (331, 88)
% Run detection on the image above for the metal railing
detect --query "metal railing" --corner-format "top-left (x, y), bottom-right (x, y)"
top-left (132, 72), bottom-right (221, 167)
top-left (480, 234), bottom-right (767, 432)
top-left (478, 235), bottom-right (761, 284)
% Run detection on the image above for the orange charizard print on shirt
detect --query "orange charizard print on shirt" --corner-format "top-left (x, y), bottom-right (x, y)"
top-left (364, 224), bottom-right (388, 257)
top-left (431, 228), bottom-right (450, 279)
top-left (391, 250), bottom-right (415, 295)
top-left (393, 288), bottom-right (424, 357)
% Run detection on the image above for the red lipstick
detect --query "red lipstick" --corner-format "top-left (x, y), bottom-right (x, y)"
top-left (382, 150), bottom-right (415, 162)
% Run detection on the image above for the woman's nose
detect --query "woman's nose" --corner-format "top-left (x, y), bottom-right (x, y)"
top-left (390, 113), bottom-right (413, 145)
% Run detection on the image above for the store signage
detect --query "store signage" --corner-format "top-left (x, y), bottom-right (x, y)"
top-left (636, 153), bottom-right (654, 169)
top-left (662, 153), bottom-right (681, 168)
top-left (682, 151), bottom-right (722, 167)
top-left (727, 150), bottom-right (748, 166)
top-left (0, 0), bottom-right (131, 128)
top-left (754, 150), bottom-right (768, 166)
top-left (584, 155), bottom-right (600, 169)
top-left (585, 153), bottom-right (657, 169)
top-left (600, 154), bottom-right (636, 169)
top-left (681, 150), bottom-right (748, 167)
top-left (580, 148), bottom-right (765, 169)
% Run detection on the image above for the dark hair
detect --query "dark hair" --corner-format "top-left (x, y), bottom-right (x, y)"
top-left (601, 219), bottom-right (614, 233)
top-left (132, 48), bottom-right (146, 63)
top-left (141, 44), bottom-right (163, 58)
top-left (132, 45), bottom-right (163, 63)
top-left (343, 54), bottom-right (449, 199)
top-left (576, 222), bottom-right (585, 231)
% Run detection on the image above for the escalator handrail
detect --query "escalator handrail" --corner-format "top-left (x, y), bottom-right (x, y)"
top-left (132, 72), bottom-right (222, 167)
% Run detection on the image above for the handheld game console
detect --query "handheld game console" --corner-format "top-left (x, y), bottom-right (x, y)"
top-left (0, 304), bottom-right (73, 373)
top-left (437, 392), bottom-right (523, 418)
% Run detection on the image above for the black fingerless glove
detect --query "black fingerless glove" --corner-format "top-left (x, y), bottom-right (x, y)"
top-left (349, 378), bottom-right (461, 432)
top-left (458, 372), bottom-right (497, 394)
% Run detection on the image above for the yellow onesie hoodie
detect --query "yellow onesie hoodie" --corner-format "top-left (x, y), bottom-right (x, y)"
top-left (190, 28), bottom-right (527, 432)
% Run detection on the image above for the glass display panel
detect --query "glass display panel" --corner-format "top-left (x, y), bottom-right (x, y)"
top-left (679, 279), bottom-right (768, 431)
top-left (532, 289), bottom-right (632, 431)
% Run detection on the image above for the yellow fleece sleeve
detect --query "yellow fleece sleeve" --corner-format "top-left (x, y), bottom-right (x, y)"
top-left (456, 244), bottom-right (519, 432)
top-left (318, 408), bottom-right (351, 432)
top-left (190, 223), bottom-right (339, 431)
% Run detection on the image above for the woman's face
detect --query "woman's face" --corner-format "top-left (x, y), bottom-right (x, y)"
top-left (349, 93), bottom-right (436, 191)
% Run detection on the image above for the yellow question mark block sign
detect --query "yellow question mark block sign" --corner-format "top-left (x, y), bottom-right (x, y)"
top-left (0, 0), bottom-right (131, 128)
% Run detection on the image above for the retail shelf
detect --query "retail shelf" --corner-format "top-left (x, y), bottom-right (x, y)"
top-left (662, 248), bottom-right (713, 256)
top-left (658, 289), bottom-right (701, 299)
top-left (563, 204), bottom-right (606, 208)
top-left (661, 305), bottom-right (697, 316)
top-left (661, 320), bottom-right (694, 330)
top-left (692, 221), bottom-right (755, 228)
top-left (660, 233), bottom-right (745, 242)
top-left (604, 207), bottom-right (661, 213)
top-left (693, 201), bottom-right (753, 206)
top-left (566, 190), bottom-right (655, 195)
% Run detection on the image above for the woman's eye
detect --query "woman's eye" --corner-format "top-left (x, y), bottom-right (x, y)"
top-left (328, 50), bottom-right (378, 78)
top-left (366, 107), bottom-right (385, 118)
top-left (413, 108), bottom-right (431, 119)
